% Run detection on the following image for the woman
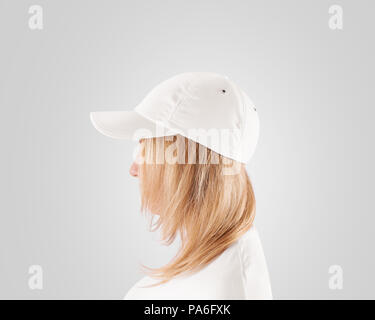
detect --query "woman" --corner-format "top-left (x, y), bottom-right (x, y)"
top-left (90, 72), bottom-right (272, 299)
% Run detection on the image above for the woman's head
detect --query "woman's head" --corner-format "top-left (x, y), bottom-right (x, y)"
top-left (90, 72), bottom-right (260, 287)
top-left (131, 134), bottom-right (256, 287)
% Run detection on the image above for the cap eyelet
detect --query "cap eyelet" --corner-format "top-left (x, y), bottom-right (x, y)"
top-left (221, 89), bottom-right (226, 94)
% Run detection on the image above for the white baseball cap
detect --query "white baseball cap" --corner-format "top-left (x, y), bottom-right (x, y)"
top-left (90, 72), bottom-right (259, 163)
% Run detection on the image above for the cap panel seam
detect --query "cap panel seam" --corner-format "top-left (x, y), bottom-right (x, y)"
top-left (232, 84), bottom-right (246, 146)
top-left (167, 77), bottom-right (196, 122)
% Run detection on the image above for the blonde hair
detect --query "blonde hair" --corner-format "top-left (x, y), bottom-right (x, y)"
top-left (137, 135), bottom-right (256, 287)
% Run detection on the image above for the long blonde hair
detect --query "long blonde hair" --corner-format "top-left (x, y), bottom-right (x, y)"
top-left (137, 134), bottom-right (256, 287)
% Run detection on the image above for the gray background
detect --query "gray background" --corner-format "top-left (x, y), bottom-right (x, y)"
top-left (0, 0), bottom-right (374, 299)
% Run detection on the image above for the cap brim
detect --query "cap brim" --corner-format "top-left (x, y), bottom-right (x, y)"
top-left (90, 110), bottom-right (176, 141)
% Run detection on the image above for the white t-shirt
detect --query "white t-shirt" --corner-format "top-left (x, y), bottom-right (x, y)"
top-left (124, 225), bottom-right (272, 300)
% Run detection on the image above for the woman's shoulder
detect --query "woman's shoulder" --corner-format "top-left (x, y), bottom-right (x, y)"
top-left (124, 225), bottom-right (272, 300)
top-left (237, 225), bottom-right (263, 252)
top-left (236, 225), bottom-right (273, 299)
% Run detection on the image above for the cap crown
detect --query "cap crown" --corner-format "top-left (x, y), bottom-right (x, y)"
top-left (135, 72), bottom-right (259, 163)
